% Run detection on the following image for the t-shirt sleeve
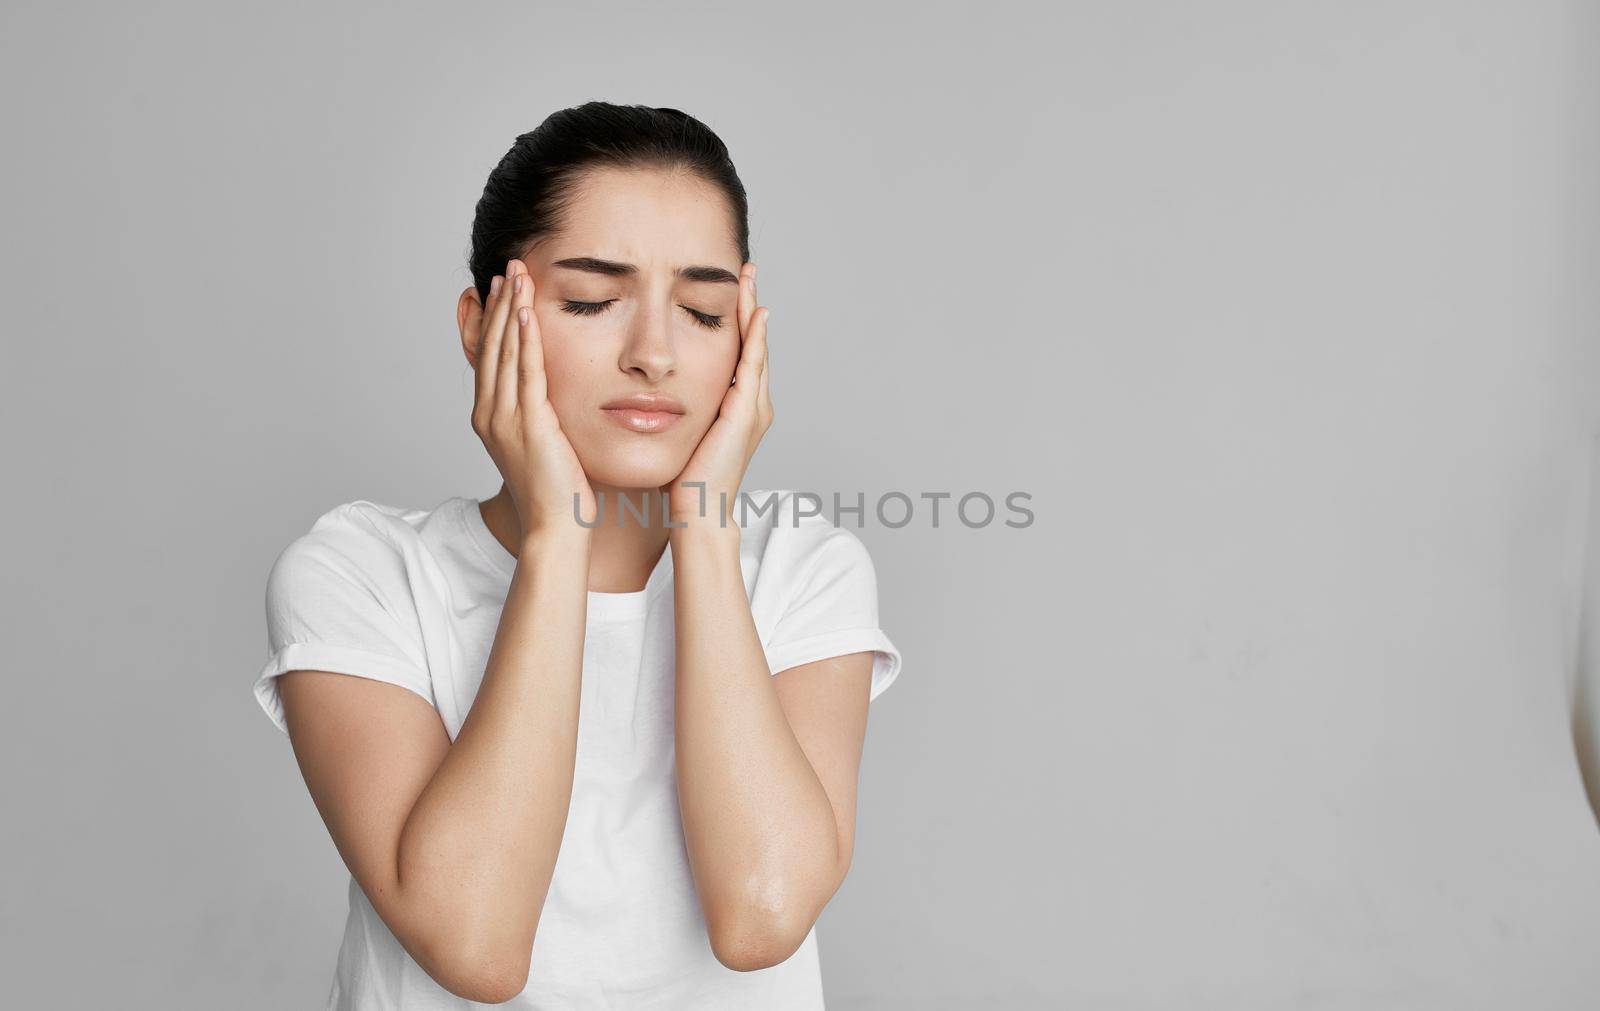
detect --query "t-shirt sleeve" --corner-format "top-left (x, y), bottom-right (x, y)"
top-left (252, 505), bottom-right (436, 735)
top-left (762, 526), bottom-right (903, 702)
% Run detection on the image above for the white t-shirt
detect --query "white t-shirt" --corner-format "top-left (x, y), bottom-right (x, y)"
top-left (252, 489), bottom-right (902, 1010)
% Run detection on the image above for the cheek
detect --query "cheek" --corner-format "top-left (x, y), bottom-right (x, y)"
top-left (682, 336), bottom-right (740, 409)
top-left (535, 327), bottom-right (601, 413)
top-left (703, 328), bottom-right (742, 375)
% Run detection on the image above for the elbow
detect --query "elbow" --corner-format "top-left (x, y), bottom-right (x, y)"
top-left (383, 865), bottom-right (538, 1001)
top-left (426, 940), bottom-right (532, 1004)
top-left (706, 898), bottom-right (811, 973)
top-left (441, 962), bottom-right (529, 1005)
top-left (457, 968), bottom-right (530, 1006)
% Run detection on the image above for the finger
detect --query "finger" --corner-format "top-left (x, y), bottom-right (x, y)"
top-left (518, 284), bottom-right (548, 406)
top-left (738, 263), bottom-right (757, 340)
top-left (749, 265), bottom-right (763, 378)
top-left (734, 266), bottom-right (759, 364)
top-left (495, 259), bottom-right (524, 417)
top-left (753, 281), bottom-right (768, 373)
top-left (475, 273), bottom-right (506, 415)
top-left (756, 308), bottom-right (771, 409)
top-left (728, 305), bottom-right (764, 405)
top-left (750, 306), bottom-right (769, 405)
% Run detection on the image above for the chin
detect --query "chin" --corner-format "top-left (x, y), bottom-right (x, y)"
top-left (574, 438), bottom-right (690, 491)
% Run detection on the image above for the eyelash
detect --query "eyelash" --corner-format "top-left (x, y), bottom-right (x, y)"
top-left (558, 299), bottom-right (724, 331)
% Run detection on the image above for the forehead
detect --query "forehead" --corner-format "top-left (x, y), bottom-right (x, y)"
top-left (539, 165), bottom-right (741, 269)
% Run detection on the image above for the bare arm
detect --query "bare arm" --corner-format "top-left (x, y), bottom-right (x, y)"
top-left (670, 522), bottom-right (874, 972)
top-left (278, 256), bottom-right (597, 1002)
top-left (281, 526), bottom-right (589, 1001)
top-left (396, 525), bottom-right (590, 983)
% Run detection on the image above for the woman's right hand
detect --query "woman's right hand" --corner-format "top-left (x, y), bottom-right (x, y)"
top-left (467, 257), bottom-right (596, 536)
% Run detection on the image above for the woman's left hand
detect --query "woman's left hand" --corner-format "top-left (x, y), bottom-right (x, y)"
top-left (661, 262), bottom-right (772, 529)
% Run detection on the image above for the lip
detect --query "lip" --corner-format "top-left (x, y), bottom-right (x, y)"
top-left (600, 392), bottom-right (685, 434)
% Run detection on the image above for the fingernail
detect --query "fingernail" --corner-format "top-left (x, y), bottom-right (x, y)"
top-left (515, 274), bottom-right (523, 293)
top-left (491, 276), bottom-right (501, 296)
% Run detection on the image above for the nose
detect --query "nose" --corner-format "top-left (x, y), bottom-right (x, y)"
top-left (618, 298), bottom-right (677, 382)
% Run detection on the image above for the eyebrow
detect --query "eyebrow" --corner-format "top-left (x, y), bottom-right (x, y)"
top-left (550, 256), bottom-right (740, 285)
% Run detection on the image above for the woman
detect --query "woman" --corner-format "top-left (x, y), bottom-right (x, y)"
top-left (252, 101), bottom-right (902, 1010)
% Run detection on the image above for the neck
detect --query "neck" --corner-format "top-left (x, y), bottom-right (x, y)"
top-left (478, 482), bottom-right (670, 593)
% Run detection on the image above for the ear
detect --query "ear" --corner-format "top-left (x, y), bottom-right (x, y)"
top-left (457, 285), bottom-right (484, 369)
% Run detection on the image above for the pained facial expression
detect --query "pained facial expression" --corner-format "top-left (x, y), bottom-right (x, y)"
top-left (512, 166), bottom-right (744, 491)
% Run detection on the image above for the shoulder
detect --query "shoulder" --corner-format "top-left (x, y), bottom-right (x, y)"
top-left (738, 491), bottom-right (900, 696)
top-left (267, 499), bottom-right (426, 598)
top-left (735, 489), bottom-right (879, 589)
top-left (255, 501), bottom-right (440, 734)
top-left (308, 498), bottom-right (428, 543)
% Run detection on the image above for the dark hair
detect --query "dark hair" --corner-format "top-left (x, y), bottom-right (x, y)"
top-left (467, 101), bottom-right (750, 301)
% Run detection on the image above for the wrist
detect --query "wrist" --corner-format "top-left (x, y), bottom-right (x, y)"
top-left (668, 515), bottom-right (742, 552)
top-left (520, 521), bottom-right (593, 554)
top-left (664, 482), bottom-right (743, 524)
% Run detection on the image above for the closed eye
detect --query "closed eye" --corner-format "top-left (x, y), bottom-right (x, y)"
top-left (558, 299), bottom-right (724, 331)
top-left (559, 299), bottom-right (615, 317)
top-left (682, 306), bottom-right (724, 330)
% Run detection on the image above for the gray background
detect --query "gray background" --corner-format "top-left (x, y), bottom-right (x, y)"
top-left (4, 1), bottom-right (1600, 1008)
